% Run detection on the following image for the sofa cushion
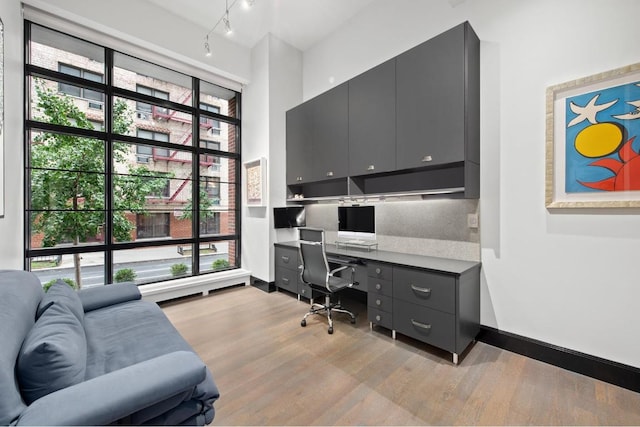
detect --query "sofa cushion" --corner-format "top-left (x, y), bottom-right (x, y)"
top-left (84, 299), bottom-right (192, 378)
top-left (37, 280), bottom-right (84, 321)
top-left (0, 270), bottom-right (43, 425)
top-left (18, 296), bottom-right (87, 404)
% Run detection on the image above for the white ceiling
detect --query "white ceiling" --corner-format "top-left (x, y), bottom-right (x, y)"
top-left (145, 0), bottom-right (376, 51)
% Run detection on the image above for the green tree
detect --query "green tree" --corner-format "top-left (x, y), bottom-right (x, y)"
top-left (179, 187), bottom-right (218, 229)
top-left (30, 80), bottom-right (169, 288)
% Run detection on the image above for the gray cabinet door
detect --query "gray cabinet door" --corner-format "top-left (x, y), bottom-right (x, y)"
top-left (396, 22), bottom-right (466, 170)
top-left (311, 83), bottom-right (349, 181)
top-left (348, 59), bottom-right (396, 176)
top-left (286, 104), bottom-right (313, 185)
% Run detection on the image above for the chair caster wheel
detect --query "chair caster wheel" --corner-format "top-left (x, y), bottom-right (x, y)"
top-left (301, 319), bottom-right (306, 327)
top-left (328, 326), bottom-right (333, 334)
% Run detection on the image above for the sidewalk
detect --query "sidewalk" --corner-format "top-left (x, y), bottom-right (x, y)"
top-left (57, 243), bottom-right (229, 268)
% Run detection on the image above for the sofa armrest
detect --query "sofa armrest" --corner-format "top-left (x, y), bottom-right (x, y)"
top-left (16, 351), bottom-right (207, 426)
top-left (78, 283), bottom-right (141, 312)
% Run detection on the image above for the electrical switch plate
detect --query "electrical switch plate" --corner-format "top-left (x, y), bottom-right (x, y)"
top-left (467, 213), bottom-right (479, 229)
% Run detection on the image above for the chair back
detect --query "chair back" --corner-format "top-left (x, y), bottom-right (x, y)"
top-left (298, 228), bottom-right (330, 291)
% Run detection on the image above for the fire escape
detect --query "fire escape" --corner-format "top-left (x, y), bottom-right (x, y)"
top-left (144, 90), bottom-right (221, 204)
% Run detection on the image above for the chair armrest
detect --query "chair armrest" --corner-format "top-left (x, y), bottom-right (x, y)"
top-left (78, 283), bottom-right (141, 312)
top-left (329, 265), bottom-right (350, 276)
top-left (16, 351), bottom-right (207, 426)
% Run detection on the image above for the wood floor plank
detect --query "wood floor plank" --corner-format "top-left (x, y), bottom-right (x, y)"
top-left (161, 285), bottom-right (640, 425)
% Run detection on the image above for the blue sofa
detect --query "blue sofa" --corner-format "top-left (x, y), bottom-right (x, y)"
top-left (0, 270), bottom-right (219, 425)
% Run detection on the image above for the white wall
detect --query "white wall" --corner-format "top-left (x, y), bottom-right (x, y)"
top-left (25, 0), bottom-right (251, 85)
top-left (0, 0), bottom-right (26, 269)
top-left (301, 0), bottom-right (640, 367)
top-left (242, 34), bottom-right (302, 282)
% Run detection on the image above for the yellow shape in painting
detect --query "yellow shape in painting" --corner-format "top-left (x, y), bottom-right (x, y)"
top-left (574, 122), bottom-right (623, 158)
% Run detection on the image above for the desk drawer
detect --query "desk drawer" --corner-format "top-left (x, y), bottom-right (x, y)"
top-left (368, 294), bottom-right (392, 312)
top-left (393, 300), bottom-right (455, 352)
top-left (275, 246), bottom-right (300, 270)
top-left (394, 267), bottom-right (456, 314)
top-left (368, 277), bottom-right (392, 297)
top-left (367, 262), bottom-right (392, 281)
top-left (368, 307), bottom-right (393, 330)
top-left (275, 266), bottom-right (299, 293)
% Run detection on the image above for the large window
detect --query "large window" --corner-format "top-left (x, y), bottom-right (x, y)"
top-left (25, 22), bottom-right (241, 288)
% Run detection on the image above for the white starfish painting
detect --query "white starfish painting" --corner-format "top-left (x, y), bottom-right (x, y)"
top-left (567, 94), bottom-right (618, 127)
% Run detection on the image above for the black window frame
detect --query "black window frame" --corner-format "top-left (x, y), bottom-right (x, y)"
top-left (25, 21), bottom-right (242, 285)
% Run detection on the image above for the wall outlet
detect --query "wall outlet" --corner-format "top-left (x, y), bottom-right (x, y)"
top-left (467, 213), bottom-right (479, 229)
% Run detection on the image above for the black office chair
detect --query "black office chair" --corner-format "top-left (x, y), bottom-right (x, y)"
top-left (298, 228), bottom-right (357, 334)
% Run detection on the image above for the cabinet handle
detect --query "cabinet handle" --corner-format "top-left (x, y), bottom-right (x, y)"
top-left (411, 319), bottom-right (432, 330)
top-left (375, 283), bottom-right (381, 290)
top-left (421, 155), bottom-right (433, 162)
top-left (281, 256), bottom-right (290, 263)
top-left (367, 164), bottom-right (375, 171)
top-left (376, 299), bottom-right (381, 306)
top-left (326, 171), bottom-right (334, 177)
top-left (376, 315), bottom-right (381, 321)
top-left (410, 284), bottom-right (431, 295)
top-left (375, 268), bottom-right (381, 274)
top-left (297, 176), bottom-right (303, 182)
top-left (282, 277), bottom-right (289, 284)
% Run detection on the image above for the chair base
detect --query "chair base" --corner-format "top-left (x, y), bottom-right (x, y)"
top-left (301, 295), bottom-right (356, 334)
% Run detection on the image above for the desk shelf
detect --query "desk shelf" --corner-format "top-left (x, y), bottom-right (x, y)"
top-left (334, 240), bottom-right (378, 252)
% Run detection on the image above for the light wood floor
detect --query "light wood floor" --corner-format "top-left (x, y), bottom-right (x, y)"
top-left (161, 285), bottom-right (640, 425)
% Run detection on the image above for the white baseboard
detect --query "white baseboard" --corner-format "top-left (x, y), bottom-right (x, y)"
top-left (139, 268), bottom-right (251, 303)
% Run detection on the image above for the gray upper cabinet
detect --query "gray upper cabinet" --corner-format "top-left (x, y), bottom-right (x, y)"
top-left (286, 104), bottom-right (313, 185)
top-left (311, 83), bottom-right (349, 181)
top-left (286, 83), bottom-right (348, 185)
top-left (396, 21), bottom-right (479, 170)
top-left (285, 21), bottom-right (480, 199)
top-left (348, 59), bottom-right (396, 176)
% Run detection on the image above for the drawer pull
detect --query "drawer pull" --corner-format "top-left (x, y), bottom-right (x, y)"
top-left (281, 256), bottom-right (290, 263)
top-left (376, 299), bottom-right (381, 306)
top-left (421, 155), bottom-right (433, 162)
top-left (411, 319), bottom-right (432, 330)
top-left (367, 164), bottom-right (375, 171)
top-left (282, 277), bottom-right (289, 284)
top-left (376, 315), bottom-right (381, 321)
top-left (326, 171), bottom-right (334, 177)
top-left (375, 268), bottom-right (381, 275)
top-left (375, 283), bottom-right (381, 290)
top-left (410, 284), bottom-right (432, 295)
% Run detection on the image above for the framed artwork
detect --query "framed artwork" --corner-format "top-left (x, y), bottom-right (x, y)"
top-left (244, 158), bottom-right (266, 207)
top-left (546, 62), bottom-right (640, 208)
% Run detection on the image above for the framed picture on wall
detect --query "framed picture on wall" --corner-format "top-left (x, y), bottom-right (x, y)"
top-left (546, 62), bottom-right (640, 208)
top-left (244, 157), bottom-right (267, 207)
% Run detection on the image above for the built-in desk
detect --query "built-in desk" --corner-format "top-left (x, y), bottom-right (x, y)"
top-left (274, 241), bottom-right (481, 364)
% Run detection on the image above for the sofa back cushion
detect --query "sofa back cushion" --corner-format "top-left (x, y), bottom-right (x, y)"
top-left (0, 270), bottom-right (43, 425)
top-left (17, 284), bottom-right (87, 404)
top-left (38, 279), bottom-right (84, 321)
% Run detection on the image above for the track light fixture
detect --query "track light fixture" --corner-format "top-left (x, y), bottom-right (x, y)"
top-left (204, 35), bottom-right (212, 57)
top-left (204, 0), bottom-right (253, 56)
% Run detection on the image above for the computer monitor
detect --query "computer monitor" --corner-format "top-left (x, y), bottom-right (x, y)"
top-left (273, 207), bottom-right (306, 229)
top-left (337, 205), bottom-right (375, 241)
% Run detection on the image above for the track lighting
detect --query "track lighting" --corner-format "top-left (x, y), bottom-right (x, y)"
top-left (223, 13), bottom-right (233, 35)
top-left (204, 35), bottom-right (212, 57)
top-left (204, 0), bottom-right (254, 56)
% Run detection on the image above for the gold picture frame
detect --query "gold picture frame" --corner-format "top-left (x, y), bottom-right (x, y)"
top-left (244, 158), bottom-right (267, 207)
top-left (546, 62), bottom-right (640, 208)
